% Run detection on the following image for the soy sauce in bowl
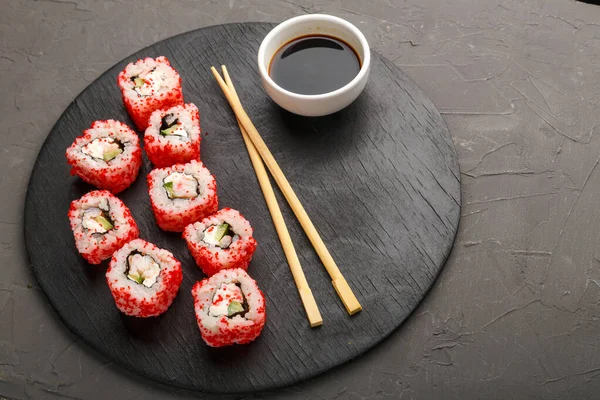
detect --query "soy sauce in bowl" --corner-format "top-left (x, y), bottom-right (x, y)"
top-left (269, 35), bottom-right (361, 96)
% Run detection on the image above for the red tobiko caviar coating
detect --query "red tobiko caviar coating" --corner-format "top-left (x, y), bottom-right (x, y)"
top-left (185, 236), bottom-right (257, 276)
top-left (106, 239), bottom-right (183, 318)
top-left (144, 103), bottom-right (201, 168)
top-left (183, 208), bottom-right (257, 276)
top-left (117, 56), bottom-right (184, 131)
top-left (68, 190), bottom-right (139, 264)
top-left (65, 120), bottom-right (142, 194)
top-left (145, 135), bottom-right (200, 167)
top-left (191, 268), bottom-right (266, 347)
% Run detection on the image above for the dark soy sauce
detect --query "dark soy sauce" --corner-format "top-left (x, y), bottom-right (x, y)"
top-left (269, 35), bottom-right (361, 95)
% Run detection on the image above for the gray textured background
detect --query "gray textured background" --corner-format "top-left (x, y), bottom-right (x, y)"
top-left (2, 0), bottom-right (600, 399)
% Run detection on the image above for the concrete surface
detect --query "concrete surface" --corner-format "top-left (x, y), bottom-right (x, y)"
top-left (2, 0), bottom-right (600, 399)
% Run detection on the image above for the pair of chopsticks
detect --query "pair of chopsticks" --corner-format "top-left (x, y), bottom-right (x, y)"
top-left (211, 65), bottom-right (362, 327)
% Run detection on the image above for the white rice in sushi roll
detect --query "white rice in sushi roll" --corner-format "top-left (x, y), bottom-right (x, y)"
top-left (192, 268), bottom-right (266, 347)
top-left (117, 56), bottom-right (184, 131)
top-left (68, 190), bottom-right (139, 264)
top-left (65, 119), bottom-right (142, 194)
top-left (183, 208), bottom-right (257, 276)
top-left (106, 239), bottom-right (183, 317)
top-left (147, 159), bottom-right (218, 232)
top-left (144, 103), bottom-right (201, 167)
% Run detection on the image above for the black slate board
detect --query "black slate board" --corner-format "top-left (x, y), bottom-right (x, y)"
top-left (24, 23), bottom-right (461, 393)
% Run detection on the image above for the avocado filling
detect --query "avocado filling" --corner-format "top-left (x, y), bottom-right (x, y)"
top-left (82, 207), bottom-right (114, 234)
top-left (124, 251), bottom-right (160, 288)
top-left (162, 172), bottom-right (199, 199)
top-left (133, 77), bottom-right (145, 88)
top-left (159, 113), bottom-right (188, 138)
top-left (81, 137), bottom-right (124, 162)
top-left (208, 282), bottom-right (249, 318)
top-left (202, 223), bottom-right (238, 249)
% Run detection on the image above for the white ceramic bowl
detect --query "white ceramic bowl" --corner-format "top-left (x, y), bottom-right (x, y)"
top-left (257, 14), bottom-right (371, 117)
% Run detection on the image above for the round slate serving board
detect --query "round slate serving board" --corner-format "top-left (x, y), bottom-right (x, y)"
top-left (24, 23), bottom-right (460, 393)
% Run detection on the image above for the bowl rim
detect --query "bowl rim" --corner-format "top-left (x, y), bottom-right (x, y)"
top-left (257, 14), bottom-right (371, 100)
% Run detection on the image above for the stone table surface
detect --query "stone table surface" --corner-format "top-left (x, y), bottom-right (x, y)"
top-left (2, 0), bottom-right (600, 399)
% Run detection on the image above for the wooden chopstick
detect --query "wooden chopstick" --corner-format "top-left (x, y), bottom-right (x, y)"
top-left (221, 66), bottom-right (323, 327)
top-left (211, 66), bottom-right (362, 315)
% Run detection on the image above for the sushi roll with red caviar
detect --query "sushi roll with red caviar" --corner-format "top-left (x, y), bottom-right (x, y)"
top-left (192, 268), bottom-right (266, 347)
top-left (66, 120), bottom-right (142, 194)
top-left (183, 208), bottom-right (257, 276)
top-left (68, 190), bottom-right (139, 264)
top-left (147, 159), bottom-right (218, 232)
top-left (106, 239), bottom-right (183, 317)
top-left (117, 56), bottom-right (184, 131)
top-left (144, 103), bottom-right (201, 168)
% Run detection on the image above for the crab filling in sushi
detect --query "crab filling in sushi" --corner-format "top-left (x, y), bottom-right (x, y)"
top-left (159, 113), bottom-right (188, 138)
top-left (201, 223), bottom-right (239, 249)
top-left (130, 67), bottom-right (170, 97)
top-left (208, 282), bottom-right (249, 318)
top-left (81, 206), bottom-right (114, 234)
top-left (125, 251), bottom-right (160, 288)
top-left (81, 137), bottom-right (124, 162)
top-left (162, 172), bottom-right (199, 199)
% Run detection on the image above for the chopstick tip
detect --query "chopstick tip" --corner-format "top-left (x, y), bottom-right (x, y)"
top-left (310, 319), bottom-right (323, 328)
top-left (348, 305), bottom-right (362, 315)
top-left (332, 278), bottom-right (362, 316)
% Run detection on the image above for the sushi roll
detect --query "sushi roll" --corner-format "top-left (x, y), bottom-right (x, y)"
top-left (183, 208), bottom-right (257, 276)
top-left (106, 239), bottom-right (183, 317)
top-left (68, 190), bottom-right (139, 264)
top-left (117, 56), bottom-right (184, 131)
top-left (144, 103), bottom-right (201, 168)
top-left (147, 159), bottom-right (218, 232)
top-left (192, 268), bottom-right (266, 347)
top-left (66, 119), bottom-right (142, 194)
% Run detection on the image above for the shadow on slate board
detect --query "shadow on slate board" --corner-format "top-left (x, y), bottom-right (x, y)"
top-left (24, 23), bottom-right (461, 393)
